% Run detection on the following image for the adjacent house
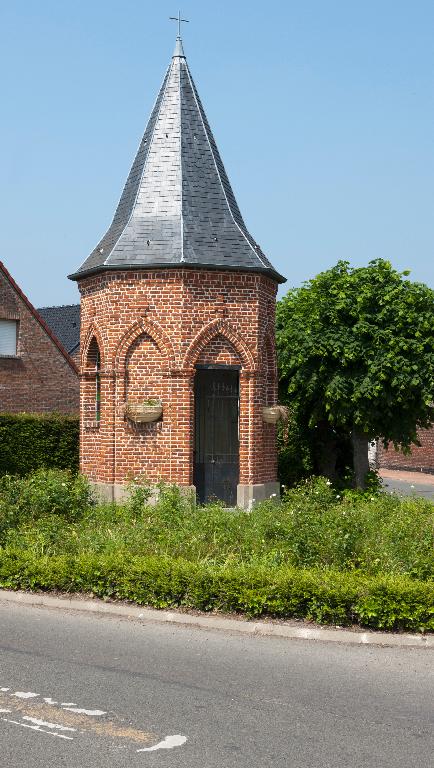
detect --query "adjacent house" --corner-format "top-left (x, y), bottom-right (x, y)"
top-left (378, 431), bottom-right (434, 475)
top-left (0, 261), bottom-right (79, 414)
top-left (37, 304), bottom-right (81, 363)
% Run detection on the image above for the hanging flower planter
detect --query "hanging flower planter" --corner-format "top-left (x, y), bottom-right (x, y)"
top-left (125, 400), bottom-right (163, 423)
top-left (262, 405), bottom-right (289, 424)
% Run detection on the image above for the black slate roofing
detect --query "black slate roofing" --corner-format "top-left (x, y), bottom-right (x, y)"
top-left (69, 39), bottom-right (285, 284)
top-left (37, 305), bottom-right (80, 355)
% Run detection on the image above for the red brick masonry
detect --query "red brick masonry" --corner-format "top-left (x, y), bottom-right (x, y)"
top-left (378, 428), bottom-right (434, 475)
top-left (78, 268), bottom-right (279, 496)
top-left (0, 262), bottom-right (79, 414)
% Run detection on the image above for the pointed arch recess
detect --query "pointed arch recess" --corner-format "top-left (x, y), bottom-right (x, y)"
top-left (114, 317), bottom-right (176, 372)
top-left (182, 319), bottom-right (256, 372)
top-left (81, 322), bottom-right (106, 370)
top-left (259, 321), bottom-right (278, 411)
top-left (261, 321), bottom-right (277, 373)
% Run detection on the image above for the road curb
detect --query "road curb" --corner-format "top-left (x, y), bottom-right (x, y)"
top-left (0, 589), bottom-right (433, 649)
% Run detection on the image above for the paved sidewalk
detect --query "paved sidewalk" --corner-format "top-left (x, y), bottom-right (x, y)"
top-left (380, 468), bottom-right (434, 500)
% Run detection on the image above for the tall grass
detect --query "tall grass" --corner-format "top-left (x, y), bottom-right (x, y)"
top-left (0, 471), bottom-right (433, 581)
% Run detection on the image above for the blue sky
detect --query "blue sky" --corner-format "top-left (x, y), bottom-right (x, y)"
top-left (1, 0), bottom-right (433, 307)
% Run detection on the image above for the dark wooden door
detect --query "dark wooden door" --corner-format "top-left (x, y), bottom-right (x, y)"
top-left (194, 368), bottom-right (240, 506)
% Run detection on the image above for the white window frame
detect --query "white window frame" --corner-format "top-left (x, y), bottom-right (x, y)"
top-left (0, 319), bottom-right (18, 357)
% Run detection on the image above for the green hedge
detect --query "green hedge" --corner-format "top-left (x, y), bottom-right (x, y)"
top-left (0, 414), bottom-right (79, 476)
top-left (0, 550), bottom-right (433, 632)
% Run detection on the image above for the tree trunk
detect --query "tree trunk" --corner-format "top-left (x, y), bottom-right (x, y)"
top-left (352, 431), bottom-right (370, 489)
top-left (316, 423), bottom-right (338, 482)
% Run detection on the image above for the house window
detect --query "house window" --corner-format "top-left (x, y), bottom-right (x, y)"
top-left (0, 320), bottom-right (18, 356)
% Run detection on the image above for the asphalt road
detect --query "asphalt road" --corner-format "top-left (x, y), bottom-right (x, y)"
top-left (380, 470), bottom-right (434, 500)
top-left (0, 601), bottom-right (433, 768)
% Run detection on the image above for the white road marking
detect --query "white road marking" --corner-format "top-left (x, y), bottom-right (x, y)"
top-left (23, 716), bottom-right (76, 732)
top-left (61, 707), bottom-right (106, 716)
top-left (137, 734), bottom-right (187, 752)
top-left (12, 692), bottom-right (39, 699)
top-left (1, 683), bottom-right (185, 753)
top-left (2, 718), bottom-right (73, 740)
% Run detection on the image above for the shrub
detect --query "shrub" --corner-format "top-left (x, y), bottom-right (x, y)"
top-left (0, 469), bottom-right (94, 543)
top-left (0, 413), bottom-right (79, 476)
top-left (0, 551), bottom-right (432, 631)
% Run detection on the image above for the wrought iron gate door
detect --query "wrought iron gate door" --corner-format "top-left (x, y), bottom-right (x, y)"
top-left (194, 368), bottom-right (240, 506)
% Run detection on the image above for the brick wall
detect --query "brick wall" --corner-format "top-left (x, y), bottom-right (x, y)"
top-left (195, 336), bottom-right (241, 367)
top-left (0, 266), bottom-right (79, 414)
top-left (378, 428), bottom-right (434, 474)
top-left (78, 268), bottom-right (278, 488)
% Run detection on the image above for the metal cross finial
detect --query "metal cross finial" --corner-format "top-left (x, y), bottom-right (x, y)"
top-left (170, 10), bottom-right (189, 39)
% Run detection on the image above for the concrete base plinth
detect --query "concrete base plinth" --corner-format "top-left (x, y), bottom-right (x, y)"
top-left (91, 482), bottom-right (129, 504)
top-left (92, 481), bottom-right (280, 510)
top-left (91, 481), bottom-right (196, 505)
top-left (237, 482), bottom-right (280, 509)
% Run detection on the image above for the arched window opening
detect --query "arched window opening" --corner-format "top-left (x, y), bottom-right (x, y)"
top-left (95, 348), bottom-right (101, 422)
top-left (86, 337), bottom-right (102, 424)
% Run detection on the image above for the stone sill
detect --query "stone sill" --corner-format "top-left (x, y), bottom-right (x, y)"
top-left (0, 355), bottom-right (19, 359)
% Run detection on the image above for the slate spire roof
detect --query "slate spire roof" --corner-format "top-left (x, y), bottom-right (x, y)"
top-left (69, 38), bottom-right (285, 283)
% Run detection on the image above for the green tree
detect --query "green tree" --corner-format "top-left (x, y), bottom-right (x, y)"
top-left (276, 260), bottom-right (434, 488)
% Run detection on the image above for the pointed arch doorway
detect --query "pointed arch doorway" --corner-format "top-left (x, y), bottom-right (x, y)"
top-left (193, 365), bottom-right (240, 506)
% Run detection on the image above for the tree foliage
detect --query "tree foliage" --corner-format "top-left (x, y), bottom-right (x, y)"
top-left (276, 260), bottom-right (434, 477)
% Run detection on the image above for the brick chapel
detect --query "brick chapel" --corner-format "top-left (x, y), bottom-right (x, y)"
top-left (69, 34), bottom-right (286, 507)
